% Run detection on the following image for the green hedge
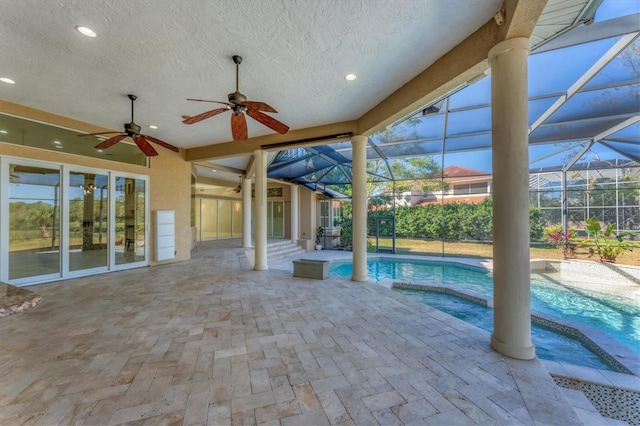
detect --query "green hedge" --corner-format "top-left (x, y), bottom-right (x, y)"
top-left (368, 199), bottom-right (546, 241)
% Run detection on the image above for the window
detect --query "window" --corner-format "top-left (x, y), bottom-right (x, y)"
top-left (319, 200), bottom-right (330, 228)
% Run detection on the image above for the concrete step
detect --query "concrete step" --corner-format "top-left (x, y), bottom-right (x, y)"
top-left (266, 240), bottom-right (307, 261)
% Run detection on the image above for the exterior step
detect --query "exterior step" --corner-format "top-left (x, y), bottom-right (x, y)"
top-left (266, 240), bottom-right (307, 261)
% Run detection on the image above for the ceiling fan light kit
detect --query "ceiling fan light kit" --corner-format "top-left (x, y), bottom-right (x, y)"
top-left (184, 55), bottom-right (289, 140)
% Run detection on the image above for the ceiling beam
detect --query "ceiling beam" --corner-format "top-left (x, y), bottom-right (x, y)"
top-left (192, 160), bottom-right (244, 175)
top-left (186, 120), bottom-right (357, 161)
top-left (245, 155), bottom-right (255, 179)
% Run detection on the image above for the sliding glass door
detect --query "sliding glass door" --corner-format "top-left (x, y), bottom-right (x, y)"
top-left (114, 176), bottom-right (147, 266)
top-left (68, 171), bottom-right (109, 272)
top-left (0, 158), bottom-right (149, 285)
top-left (7, 162), bottom-right (61, 281)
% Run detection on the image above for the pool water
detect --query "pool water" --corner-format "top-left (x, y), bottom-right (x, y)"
top-left (394, 288), bottom-right (618, 371)
top-left (330, 258), bottom-right (640, 356)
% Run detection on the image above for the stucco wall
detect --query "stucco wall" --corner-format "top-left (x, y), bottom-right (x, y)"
top-left (298, 186), bottom-right (316, 241)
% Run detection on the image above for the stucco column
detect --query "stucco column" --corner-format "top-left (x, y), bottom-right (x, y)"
top-left (489, 37), bottom-right (535, 360)
top-left (351, 135), bottom-right (368, 282)
top-left (242, 176), bottom-right (252, 248)
top-left (290, 184), bottom-right (299, 243)
top-left (254, 149), bottom-right (268, 270)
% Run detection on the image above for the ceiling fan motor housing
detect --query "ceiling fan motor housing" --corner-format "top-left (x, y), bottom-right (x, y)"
top-left (124, 122), bottom-right (141, 135)
top-left (228, 90), bottom-right (247, 104)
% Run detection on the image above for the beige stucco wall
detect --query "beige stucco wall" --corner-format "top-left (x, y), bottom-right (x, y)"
top-left (298, 186), bottom-right (316, 241)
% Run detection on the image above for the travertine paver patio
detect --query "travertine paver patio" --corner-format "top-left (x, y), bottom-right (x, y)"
top-left (0, 240), bottom-right (584, 425)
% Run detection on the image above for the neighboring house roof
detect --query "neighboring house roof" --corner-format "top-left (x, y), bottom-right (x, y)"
top-left (442, 166), bottom-right (492, 185)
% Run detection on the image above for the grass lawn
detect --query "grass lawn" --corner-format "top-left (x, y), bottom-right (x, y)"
top-left (368, 238), bottom-right (640, 266)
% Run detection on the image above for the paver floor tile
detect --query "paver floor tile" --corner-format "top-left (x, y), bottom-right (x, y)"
top-left (0, 240), bottom-right (586, 425)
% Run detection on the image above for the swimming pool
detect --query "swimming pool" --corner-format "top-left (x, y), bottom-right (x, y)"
top-left (394, 287), bottom-right (618, 371)
top-left (330, 258), bottom-right (640, 356)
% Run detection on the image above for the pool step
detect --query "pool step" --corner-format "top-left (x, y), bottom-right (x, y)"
top-left (561, 388), bottom-right (625, 425)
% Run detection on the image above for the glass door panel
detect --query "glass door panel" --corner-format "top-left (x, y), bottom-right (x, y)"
top-left (268, 201), bottom-right (285, 237)
top-left (232, 201), bottom-right (242, 237)
top-left (69, 172), bottom-right (108, 272)
top-left (115, 177), bottom-right (146, 265)
top-left (8, 164), bottom-right (60, 280)
top-left (218, 200), bottom-right (232, 238)
top-left (200, 198), bottom-right (217, 240)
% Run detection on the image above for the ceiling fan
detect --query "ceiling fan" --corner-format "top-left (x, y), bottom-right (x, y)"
top-left (78, 94), bottom-right (179, 157)
top-left (226, 176), bottom-right (242, 194)
top-left (183, 55), bottom-right (289, 140)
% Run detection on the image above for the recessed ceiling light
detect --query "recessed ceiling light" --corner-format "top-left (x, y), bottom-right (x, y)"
top-left (55, 145), bottom-right (63, 149)
top-left (149, 125), bottom-right (158, 129)
top-left (0, 77), bottom-right (15, 84)
top-left (345, 73), bottom-right (357, 81)
top-left (0, 130), bottom-right (7, 134)
top-left (53, 140), bottom-right (61, 145)
top-left (75, 26), bottom-right (97, 38)
top-left (97, 149), bottom-right (103, 153)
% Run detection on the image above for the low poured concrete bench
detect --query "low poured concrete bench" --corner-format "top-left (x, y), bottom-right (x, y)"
top-left (292, 259), bottom-right (329, 280)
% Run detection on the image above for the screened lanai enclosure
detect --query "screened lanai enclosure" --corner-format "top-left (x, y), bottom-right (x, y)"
top-left (267, 5), bottom-right (640, 259)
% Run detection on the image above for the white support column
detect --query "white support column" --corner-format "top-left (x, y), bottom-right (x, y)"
top-left (242, 176), bottom-right (252, 248)
top-left (489, 37), bottom-right (535, 360)
top-left (351, 135), bottom-right (368, 282)
top-left (290, 184), bottom-right (299, 243)
top-left (254, 149), bottom-right (268, 270)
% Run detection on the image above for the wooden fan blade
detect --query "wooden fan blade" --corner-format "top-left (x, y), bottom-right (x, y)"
top-left (79, 131), bottom-right (124, 137)
top-left (231, 113), bottom-right (248, 140)
top-left (241, 101), bottom-right (277, 113)
top-left (133, 136), bottom-right (159, 156)
top-left (94, 134), bottom-right (127, 149)
top-left (183, 107), bottom-right (230, 124)
top-left (186, 98), bottom-right (232, 106)
top-left (247, 110), bottom-right (289, 134)
top-left (142, 134), bottom-right (180, 153)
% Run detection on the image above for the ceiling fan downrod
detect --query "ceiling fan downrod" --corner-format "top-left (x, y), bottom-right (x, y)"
top-left (125, 94), bottom-right (141, 134)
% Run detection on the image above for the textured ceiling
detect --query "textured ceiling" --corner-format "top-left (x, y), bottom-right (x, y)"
top-left (0, 0), bottom-right (502, 150)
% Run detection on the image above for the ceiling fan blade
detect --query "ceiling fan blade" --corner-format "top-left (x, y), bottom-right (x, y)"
top-left (187, 98), bottom-right (232, 106)
top-left (133, 135), bottom-right (159, 156)
top-left (241, 101), bottom-right (277, 113)
top-left (231, 113), bottom-right (248, 140)
top-left (79, 131), bottom-right (124, 137)
top-left (247, 110), bottom-right (289, 134)
top-left (94, 134), bottom-right (127, 149)
top-left (142, 134), bottom-right (180, 153)
top-left (183, 107), bottom-right (230, 124)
